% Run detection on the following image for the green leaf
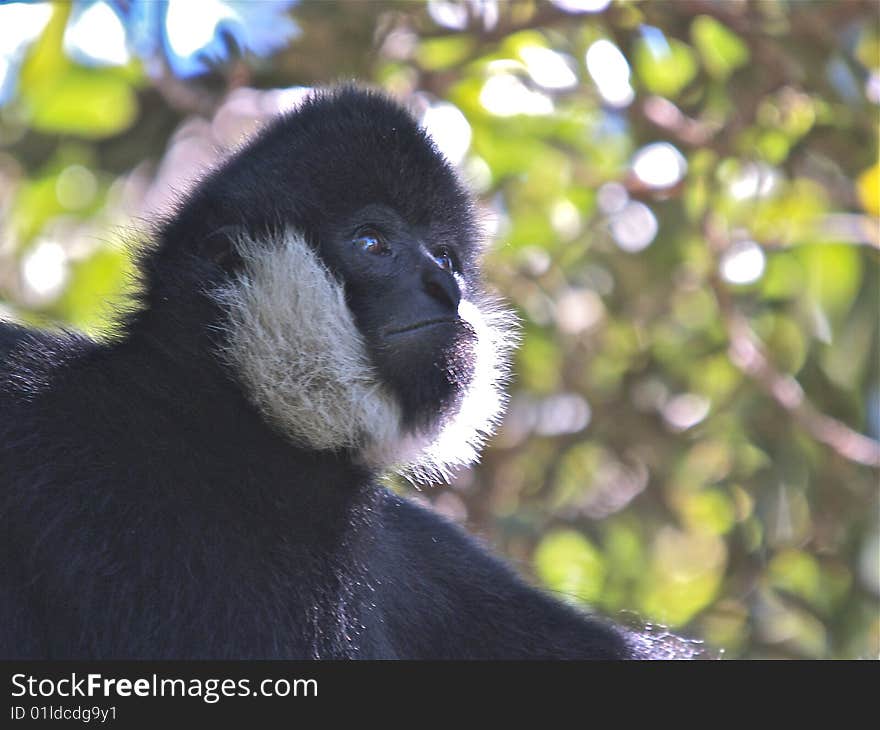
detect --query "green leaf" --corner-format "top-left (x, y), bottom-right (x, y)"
top-left (690, 354), bottom-right (741, 403)
top-left (691, 15), bottom-right (749, 80)
top-left (639, 529), bottom-right (725, 626)
top-left (416, 36), bottom-right (475, 71)
top-left (535, 530), bottom-right (606, 604)
top-left (10, 175), bottom-right (64, 244)
top-left (674, 489), bottom-right (736, 536)
top-left (753, 312), bottom-right (808, 374)
top-left (796, 243), bottom-right (862, 319)
top-left (768, 550), bottom-right (821, 606)
top-left (54, 247), bottom-right (134, 334)
top-left (761, 251), bottom-right (805, 301)
top-left (633, 36), bottom-right (698, 98)
top-left (755, 128), bottom-right (791, 164)
top-left (18, 3), bottom-right (137, 138)
top-left (24, 67), bottom-right (137, 138)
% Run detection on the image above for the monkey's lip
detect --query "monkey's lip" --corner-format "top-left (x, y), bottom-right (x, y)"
top-left (384, 318), bottom-right (458, 337)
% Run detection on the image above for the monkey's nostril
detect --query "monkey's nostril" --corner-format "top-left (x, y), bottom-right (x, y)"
top-left (423, 269), bottom-right (461, 311)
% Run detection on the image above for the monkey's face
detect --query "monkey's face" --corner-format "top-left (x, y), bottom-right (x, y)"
top-left (183, 89), bottom-right (514, 480)
top-left (318, 203), bottom-right (477, 434)
top-left (215, 221), bottom-right (511, 482)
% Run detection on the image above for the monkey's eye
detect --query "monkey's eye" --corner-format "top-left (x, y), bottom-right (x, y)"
top-left (353, 229), bottom-right (388, 255)
top-left (431, 246), bottom-right (456, 272)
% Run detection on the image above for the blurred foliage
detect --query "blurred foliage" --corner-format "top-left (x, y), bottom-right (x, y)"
top-left (0, 0), bottom-right (878, 659)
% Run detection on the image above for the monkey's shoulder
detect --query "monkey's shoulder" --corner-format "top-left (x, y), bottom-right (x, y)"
top-left (0, 324), bottom-right (102, 459)
top-left (0, 322), bottom-right (96, 382)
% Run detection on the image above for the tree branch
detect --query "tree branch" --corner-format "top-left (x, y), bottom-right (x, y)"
top-left (703, 216), bottom-right (880, 469)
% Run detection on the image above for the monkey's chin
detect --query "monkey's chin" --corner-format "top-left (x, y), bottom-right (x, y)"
top-left (375, 321), bottom-right (477, 434)
top-left (361, 300), bottom-right (514, 483)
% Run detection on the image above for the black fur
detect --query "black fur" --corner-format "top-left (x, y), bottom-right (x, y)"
top-left (0, 88), bottom-right (695, 659)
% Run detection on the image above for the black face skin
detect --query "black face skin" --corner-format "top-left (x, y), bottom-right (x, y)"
top-left (150, 87), bottom-right (482, 431)
top-left (325, 204), bottom-right (477, 430)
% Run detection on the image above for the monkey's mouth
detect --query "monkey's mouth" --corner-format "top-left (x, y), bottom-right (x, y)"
top-left (384, 318), bottom-right (458, 337)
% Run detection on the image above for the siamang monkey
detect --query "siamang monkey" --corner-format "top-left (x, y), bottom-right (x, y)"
top-left (0, 87), bottom-right (697, 659)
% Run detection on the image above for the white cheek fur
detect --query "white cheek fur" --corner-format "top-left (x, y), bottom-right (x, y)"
top-left (213, 230), bottom-right (515, 482)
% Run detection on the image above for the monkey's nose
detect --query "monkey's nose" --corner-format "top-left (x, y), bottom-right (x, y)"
top-left (422, 267), bottom-right (461, 312)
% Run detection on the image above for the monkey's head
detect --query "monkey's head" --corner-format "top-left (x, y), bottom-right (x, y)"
top-left (147, 87), bottom-right (514, 481)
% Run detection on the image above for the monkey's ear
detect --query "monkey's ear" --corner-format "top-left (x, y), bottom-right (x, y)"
top-left (199, 225), bottom-right (244, 270)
